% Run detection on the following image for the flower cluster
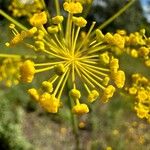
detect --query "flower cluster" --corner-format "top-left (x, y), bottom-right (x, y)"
top-left (9, 0), bottom-right (43, 17)
top-left (110, 29), bottom-right (150, 67)
top-left (127, 73), bottom-right (150, 122)
top-left (0, 57), bottom-right (22, 87)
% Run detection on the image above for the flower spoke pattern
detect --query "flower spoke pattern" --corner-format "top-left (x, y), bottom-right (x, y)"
top-left (0, 1), bottom-right (128, 115)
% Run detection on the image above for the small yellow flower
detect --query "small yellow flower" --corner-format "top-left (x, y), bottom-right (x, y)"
top-left (10, 33), bottom-right (23, 46)
top-left (102, 76), bottom-right (110, 86)
top-left (20, 60), bottom-right (35, 83)
top-left (113, 70), bottom-right (125, 88)
top-left (104, 32), bottom-right (114, 43)
top-left (129, 87), bottom-right (137, 95)
top-left (137, 90), bottom-right (148, 102)
top-left (52, 16), bottom-right (64, 24)
top-left (72, 17), bottom-right (87, 27)
top-left (138, 46), bottom-right (149, 57)
top-left (117, 29), bottom-right (126, 36)
top-left (55, 64), bottom-right (65, 75)
top-left (112, 33), bottom-right (125, 49)
top-left (28, 88), bottom-right (39, 101)
top-left (130, 49), bottom-right (138, 58)
top-left (27, 27), bottom-right (38, 36)
top-left (105, 33), bottom-right (125, 49)
top-left (63, 2), bottom-right (83, 14)
top-left (35, 41), bottom-right (45, 51)
top-left (110, 58), bottom-right (119, 73)
top-left (42, 81), bottom-right (53, 93)
top-left (70, 89), bottom-right (81, 99)
top-left (29, 11), bottom-right (47, 27)
top-left (135, 104), bottom-right (149, 119)
top-left (101, 85), bottom-right (116, 103)
top-left (87, 90), bottom-right (99, 103)
top-left (99, 52), bottom-right (110, 65)
top-left (72, 103), bottom-right (89, 115)
top-left (78, 121), bottom-right (86, 129)
top-left (39, 93), bottom-right (60, 113)
top-left (145, 59), bottom-right (150, 67)
top-left (47, 26), bottom-right (59, 33)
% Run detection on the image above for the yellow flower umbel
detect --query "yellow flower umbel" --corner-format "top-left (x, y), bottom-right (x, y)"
top-left (8, 0), bottom-right (44, 17)
top-left (0, 0), bottom-right (127, 115)
top-left (113, 29), bottom-right (150, 68)
top-left (127, 73), bottom-right (150, 122)
top-left (0, 57), bottom-right (22, 87)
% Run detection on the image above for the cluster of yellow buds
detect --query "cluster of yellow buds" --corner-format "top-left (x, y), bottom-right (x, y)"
top-left (125, 30), bottom-right (150, 67)
top-left (0, 57), bottom-right (22, 87)
top-left (29, 11), bottom-right (47, 27)
top-left (20, 60), bottom-right (35, 83)
top-left (8, 0), bottom-right (44, 17)
top-left (104, 32), bottom-right (125, 49)
top-left (28, 88), bottom-right (60, 113)
top-left (127, 73), bottom-right (150, 122)
top-left (5, 24), bottom-right (37, 47)
top-left (110, 29), bottom-right (150, 67)
top-left (63, 2), bottom-right (83, 14)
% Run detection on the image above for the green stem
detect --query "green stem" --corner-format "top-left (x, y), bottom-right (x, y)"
top-left (0, 9), bottom-right (28, 31)
top-left (41, 0), bottom-right (52, 24)
top-left (0, 54), bottom-right (21, 58)
top-left (90, 0), bottom-right (136, 37)
top-left (54, 0), bottom-right (64, 37)
top-left (82, 0), bottom-right (94, 18)
top-left (55, 0), bottom-right (60, 15)
top-left (97, 0), bottom-right (136, 30)
top-left (67, 82), bottom-right (80, 150)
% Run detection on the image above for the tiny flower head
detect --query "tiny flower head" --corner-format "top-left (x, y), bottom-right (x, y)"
top-left (39, 93), bottom-right (60, 113)
top-left (28, 88), bottom-right (39, 101)
top-left (99, 52), bottom-right (110, 65)
top-left (72, 17), bottom-right (87, 27)
top-left (63, 2), bottom-right (83, 14)
top-left (135, 103), bottom-right (149, 119)
top-left (47, 26), bottom-right (59, 34)
top-left (20, 60), bottom-right (35, 83)
top-left (101, 85), bottom-right (116, 103)
top-left (52, 16), bottom-right (64, 24)
top-left (42, 81), bottom-right (53, 93)
top-left (29, 11), bottom-right (47, 27)
top-left (10, 33), bottom-right (23, 46)
top-left (110, 58), bottom-right (119, 73)
top-left (87, 90), bottom-right (99, 103)
top-left (70, 89), bottom-right (81, 100)
top-left (113, 70), bottom-right (125, 88)
top-left (72, 103), bottom-right (89, 115)
top-left (137, 90), bottom-right (148, 102)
